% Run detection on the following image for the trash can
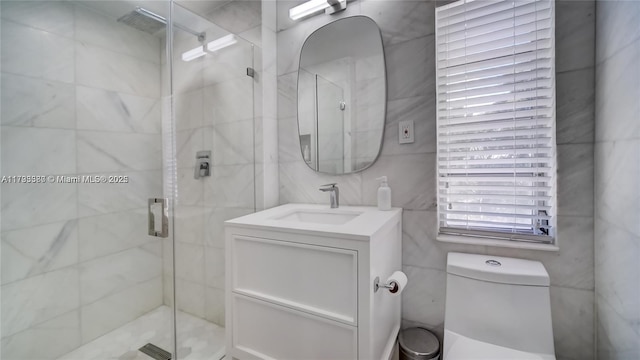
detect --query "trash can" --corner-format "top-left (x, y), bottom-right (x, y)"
top-left (398, 327), bottom-right (440, 360)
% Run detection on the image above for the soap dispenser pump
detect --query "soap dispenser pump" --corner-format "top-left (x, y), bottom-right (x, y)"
top-left (376, 176), bottom-right (391, 211)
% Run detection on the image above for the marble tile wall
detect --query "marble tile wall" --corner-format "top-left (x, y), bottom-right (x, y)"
top-left (594, 1), bottom-right (640, 358)
top-left (276, 1), bottom-right (596, 359)
top-left (0, 2), bottom-right (164, 359)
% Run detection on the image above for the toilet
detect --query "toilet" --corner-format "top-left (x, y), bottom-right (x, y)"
top-left (443, 253), bottom-right (556, 360)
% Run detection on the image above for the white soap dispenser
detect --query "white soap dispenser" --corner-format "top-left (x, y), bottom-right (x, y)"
top-left (376, 176), bottom-right (391, 211)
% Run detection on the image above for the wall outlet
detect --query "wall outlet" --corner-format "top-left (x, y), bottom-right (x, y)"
top-left (399, 120), bottom-right (414, 144)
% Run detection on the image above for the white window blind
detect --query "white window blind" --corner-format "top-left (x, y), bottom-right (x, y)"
top-left (435, 0), bottom-right (556, 243)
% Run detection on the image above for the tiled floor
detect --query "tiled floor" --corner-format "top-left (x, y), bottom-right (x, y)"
top-left (57, 306), bottom-right (225, 360)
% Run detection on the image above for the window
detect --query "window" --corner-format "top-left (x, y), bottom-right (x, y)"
top-left (435, 0), bottom-right (556, 244)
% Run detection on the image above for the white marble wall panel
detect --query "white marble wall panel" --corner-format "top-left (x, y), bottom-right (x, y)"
top-left (175, 128), bottom-right (205, 169)
top-left (1, 220), bottom-right (78, 285)
top-left (0, 1), bottom-right (75, 38)
top-left (176, 168), bottom-right (206, 206)
top-left (596, 293), bottom-right (640, 359)
top-left (172, 56), bottom-right (205, 95)
top-left (1, 74), bottom-right (75, 129)
top-left (175, 89), bottom-right (205, 131)
top-left (401, 210), bottom-right (489, 272)
top-left (174, 206), bottom-right (205, 245)
top-left (176, 280), bottom-right (207, 319)
top-left (1, 181), bottom-right (77, 230)
top-left (205, 247), bottom-right (225, 289)
top-left (78, 209), bottom-right (154, 261)
top-left (595, 140), bottom-right (640, 237)
top-left (205, 286), bottom-right (226, 326)
top-left (204, 0), bottom-right (261, 35)
top-left (595, 215), bottom-right (640, 344)
top-left (77, 131), bottom-right (162, 173)
top-left (277, 71), bottom-right (297, 119)
top-left (76, 86), bottom-right (161, 134)
top-left (210, 120), bottom-right (255, 165)
top-left (277, 116), bottom-right (300, 162)
top-left (594, 0), bottom-right (640, 63)
top-left (203, 78), bottom-right (254, 125)
top-left (549, 286), bottom-right (595, 360)
top-left (400, 265), bottom-right (446, 337)
top-left (1, 310), bottom-right (81, 360)
top-left (77, 171), bottom-right (162, 216)
top-left (80, 244), bottom-right (162, 305)
top-left (360, 0), bottom-right (434, 46)
top-left (80, 277), bottom-right (162, 344)
top-left (361, 153), bottom-right (437, 210)
top-left (382, 95), bottom-right (436, 156)
top-left (76, 42), bottom-right (160, 98)
top-left (176, 242), bottom-right (206, 284)
top-left (385, 35), bottom-right (434, 101)
top-left (556, 68), bottom-right (596, 145)
top-left (594, 3), bottom-right (640, 348)
top-left (0, 20), bottom-right (74, 83)
top-left (556, 0), bottom-right (596, 73)
top-left (1, 127), bottom-right (76, 176)
top-left (595, 41), bottom-right (640, 142)
top-left (74, 5), bottom-right (161, 64)
top-left (204, 164), bottom-right (256, 208)
top-left (1, 267), bottom-right (79, 337)
top-left (205, 207), bottom-right (255, 248)
top-left (557, 144), bottom-right (595, 217)
top-left (239, 25), bottom-right (262, 47)
top-left (279, 160), bottom-right (363, 205)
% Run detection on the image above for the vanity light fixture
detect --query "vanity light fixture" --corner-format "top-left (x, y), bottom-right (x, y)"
top-left (181, 45), bottom-right (206, 62)
top-left (206, 34), bottom-right (237, 53)
top-left (289, 0), bottom-right (347, 20)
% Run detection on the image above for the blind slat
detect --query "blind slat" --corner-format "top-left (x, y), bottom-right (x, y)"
top-left (440, 68), bottom-right (552, 94)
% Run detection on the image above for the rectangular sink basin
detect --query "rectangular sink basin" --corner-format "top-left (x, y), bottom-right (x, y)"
top-left (275, 209), bottom-right (362, 225)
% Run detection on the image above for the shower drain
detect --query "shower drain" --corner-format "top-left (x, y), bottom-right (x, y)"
top-left (139, 343), bottom-right (171, 360)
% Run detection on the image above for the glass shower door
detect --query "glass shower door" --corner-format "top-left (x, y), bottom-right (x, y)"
top-left (170, 3), bottom-right (255, 359)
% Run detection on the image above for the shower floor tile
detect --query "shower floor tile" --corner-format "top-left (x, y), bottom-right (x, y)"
top-left (57, 306), bottom-right (225, 360)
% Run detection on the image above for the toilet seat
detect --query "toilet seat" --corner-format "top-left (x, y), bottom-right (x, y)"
top-left (444, 331), bottom-right (556, 360)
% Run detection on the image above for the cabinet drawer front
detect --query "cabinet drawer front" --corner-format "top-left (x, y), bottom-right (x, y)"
top-left (232, 294), bottom-right (357, 360)
top-left (232, 235), bottom-right (357, 325)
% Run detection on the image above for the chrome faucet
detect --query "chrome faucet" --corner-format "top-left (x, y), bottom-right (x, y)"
top-left (319, 183), bottom-right (339, 208)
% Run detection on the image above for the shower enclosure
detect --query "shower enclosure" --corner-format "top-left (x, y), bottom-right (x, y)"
top-left (0, 1), bottom-right (257, 359)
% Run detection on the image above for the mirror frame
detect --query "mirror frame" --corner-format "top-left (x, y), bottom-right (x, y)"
top-left (296, 15), bottom-right (387, 175)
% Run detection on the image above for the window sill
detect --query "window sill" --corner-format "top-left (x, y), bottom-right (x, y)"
top-left (437, 233), bottom-right (559, 252)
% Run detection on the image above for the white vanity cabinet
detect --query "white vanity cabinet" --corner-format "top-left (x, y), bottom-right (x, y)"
top-left (225, 204), bottom-right (402, 360)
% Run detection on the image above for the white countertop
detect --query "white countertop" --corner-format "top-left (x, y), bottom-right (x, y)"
top-left (225, 203), bottom-right (402, 240)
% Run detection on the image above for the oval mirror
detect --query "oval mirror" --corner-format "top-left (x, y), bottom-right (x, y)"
top-left (297, 16), bottom-right (386, 174)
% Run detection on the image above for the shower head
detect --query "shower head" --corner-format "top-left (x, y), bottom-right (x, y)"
top-left (117, 7), bottom-right (166, 35)
top-left (117, 7), bottom-right (205, 41)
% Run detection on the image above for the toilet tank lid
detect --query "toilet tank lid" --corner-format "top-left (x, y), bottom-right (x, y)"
top-left (447, 253), bottom-right (550, 286)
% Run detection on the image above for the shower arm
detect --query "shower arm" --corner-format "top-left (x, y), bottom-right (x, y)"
top-left (136, 7), bottom-right (206, 42)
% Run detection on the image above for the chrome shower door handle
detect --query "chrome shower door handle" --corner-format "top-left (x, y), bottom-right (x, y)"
top-left (148, 198), bottom-right (169, 238)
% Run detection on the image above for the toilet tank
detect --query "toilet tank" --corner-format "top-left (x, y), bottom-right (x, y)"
top-left (444, 253), bottom-right (555, 355)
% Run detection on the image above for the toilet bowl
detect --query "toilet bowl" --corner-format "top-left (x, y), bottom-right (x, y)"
top-left (443, 253), bottom-right (556, 360)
